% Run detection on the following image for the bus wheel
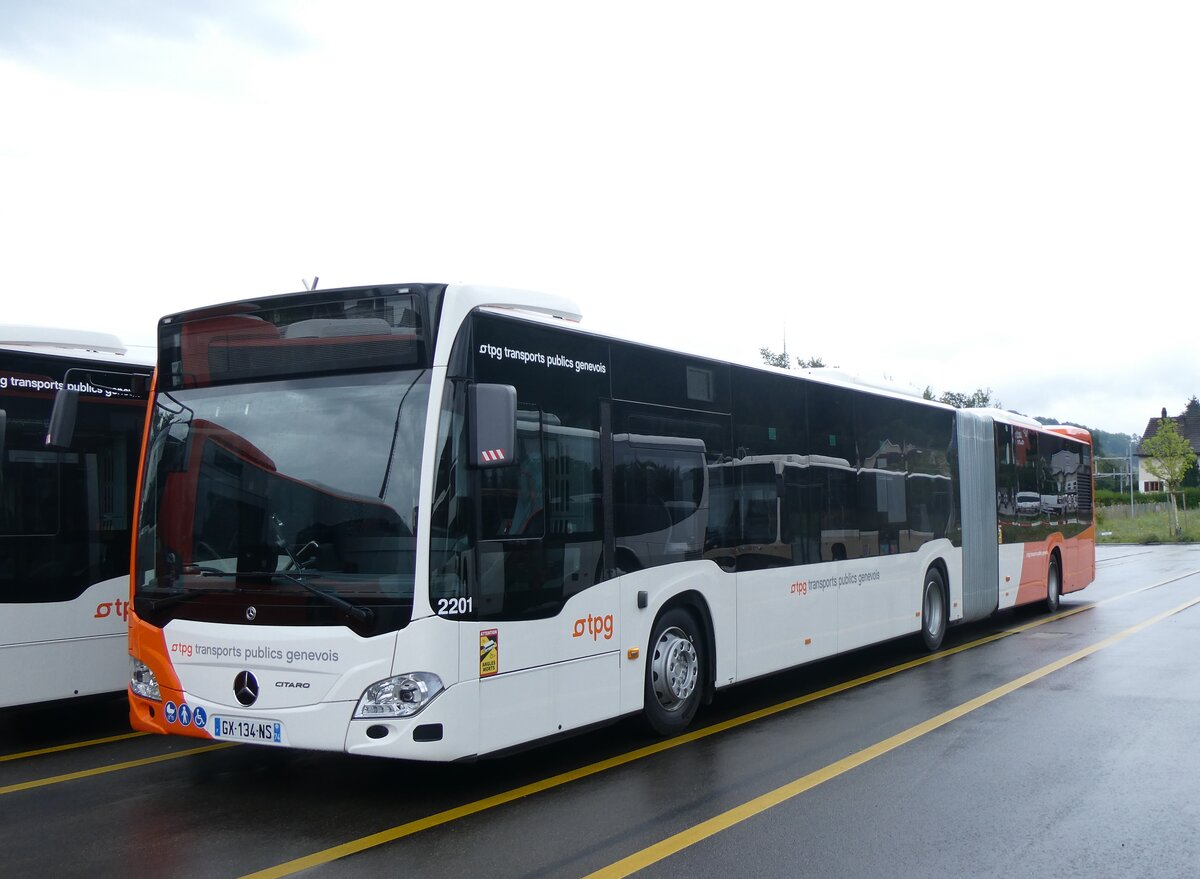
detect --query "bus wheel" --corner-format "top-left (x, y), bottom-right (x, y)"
top-left (644, 608), bottom-right (704, 736)
top-left (1046, 556), bottom-right (1062, 613)
top-left (920, 567), bottom-right (947, 652)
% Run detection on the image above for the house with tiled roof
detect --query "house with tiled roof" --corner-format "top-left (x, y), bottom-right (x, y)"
top-left (1136, 398), bottom-right (1200, 492)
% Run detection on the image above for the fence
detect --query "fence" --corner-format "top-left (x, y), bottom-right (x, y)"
top-left (1100, 502), bottom-right (1177, 520)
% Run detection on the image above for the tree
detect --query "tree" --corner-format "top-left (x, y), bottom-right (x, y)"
top-left (759, 348), bottom-right (831, 370)
top-left (936, 388), bottom-right (997, 409)
top-left (1141, 415), bottom-right (1197, 536)
top-left (759, 347), bottom-right (790, 369)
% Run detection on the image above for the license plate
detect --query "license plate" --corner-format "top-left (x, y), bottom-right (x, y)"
top-left (212, 716), bottom-right (284, 745)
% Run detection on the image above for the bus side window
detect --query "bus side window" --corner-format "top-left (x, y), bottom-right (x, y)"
top-left (613, 437), bottom-right (706, 571)
top-left (477, 410), bottom-right (606, 619)
top-left (479, 413), bottom-right (545, 540)
top-left (783, 464), bottom-right (824, 565)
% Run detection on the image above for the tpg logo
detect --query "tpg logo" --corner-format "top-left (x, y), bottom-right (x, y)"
top-left (572, 613), bottom-right (614, 641)
top-left (95, 598), bottom-right (130, 620)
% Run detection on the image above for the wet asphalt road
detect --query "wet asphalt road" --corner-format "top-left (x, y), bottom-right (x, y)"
top-left (4, 544), bottom-right (1200, 879)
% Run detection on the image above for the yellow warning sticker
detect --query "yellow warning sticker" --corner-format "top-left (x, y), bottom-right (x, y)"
top-left (480, 628), bottom-right (498, 677)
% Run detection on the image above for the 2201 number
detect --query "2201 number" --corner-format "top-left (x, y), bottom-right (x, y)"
top-left (436, 596), bottom-right (473, 616)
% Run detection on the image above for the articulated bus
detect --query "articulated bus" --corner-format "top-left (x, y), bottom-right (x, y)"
top-left (127, 284), bottom-right (1094, 759)
top-left (1, 327), bottom-right (151, 708)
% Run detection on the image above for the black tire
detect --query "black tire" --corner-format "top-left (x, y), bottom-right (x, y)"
top-left (1046, 556), bottom-right (1062, 613)
top-left (643, 607), bottom-right (705, 736)
top-left (920, 567), bottom-right (947, 652)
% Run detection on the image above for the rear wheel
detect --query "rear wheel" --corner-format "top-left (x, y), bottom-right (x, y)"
top-left (1046, 556), bottom-right (1062, 613)
top-left (643, 608), bottom-right (705, 736)
top-left (920, 567), bottom-right (947, 651)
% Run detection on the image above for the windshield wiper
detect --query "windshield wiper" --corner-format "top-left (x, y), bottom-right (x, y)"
top-left (137, 587), bottom-right (211, 612)
top-left (271, 528), bottom-right (373, 623)
top-left (200, 569), bottom-right (374, 623)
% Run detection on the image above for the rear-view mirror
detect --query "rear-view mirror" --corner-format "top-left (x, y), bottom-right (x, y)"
top-left (45, 389), bottom-right (79, 449)
top-left (468, 383), bottom-right (517, 469)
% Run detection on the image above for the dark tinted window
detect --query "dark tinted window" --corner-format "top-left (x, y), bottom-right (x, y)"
top-left (0, 352), bottom-right (148, 603)
top-left (161, 286), bottom-right (435, 390)
top-left (731, 369), bottom-right (805, 458)
top-left (997, 424), bottom-right (1093, 541)
top-left (434, 315), bottom-right (973, 614)
top-left (807, 382), bottom-right (855, 461)
top-left (856, 395), bottom-right (906, 471)
top-left (904, 407), bottom-right (958, 550)
top-left (430, 358), bottom-right (605, 623)
top-left (1037, 432), bottom-right (1089, 538)
top-left (1076, 443), bottom-right (1094, 526)
top-left (610, 344), bottom-right (730, 412)
top-left (611, 403), bottom-right (725, 573)
top-left (479, 411), bottom-right (546, 540)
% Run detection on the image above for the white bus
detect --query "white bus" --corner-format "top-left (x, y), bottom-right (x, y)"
top-left (127, 284), bottom-right (1094, 758)
top-left (1, 326), bottom-right (151, 709)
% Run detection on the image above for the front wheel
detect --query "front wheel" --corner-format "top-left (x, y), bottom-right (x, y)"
top-left (920, 567), bottom-right (947, 652)
top-left (1046, 556), bottom-right (1062, 613)
top-left (643, 608), bottom-right (705, 736)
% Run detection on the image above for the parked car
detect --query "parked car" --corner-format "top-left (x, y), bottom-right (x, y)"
top-left (1041, 494), bottom-right (1065, 515)
top-left (1016, 491), bottom-right (1041, 517)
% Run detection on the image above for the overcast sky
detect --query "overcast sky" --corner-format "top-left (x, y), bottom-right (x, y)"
top-left (2, 1), bottom-right (1196, 439)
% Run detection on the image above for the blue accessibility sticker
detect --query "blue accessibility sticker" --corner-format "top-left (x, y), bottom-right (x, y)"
top-left (164, 701), bottom-right (178, 724)
top-left (192, 706), bottom-right (208, 730)
top-left (179, 704), bottom-right (193, 727)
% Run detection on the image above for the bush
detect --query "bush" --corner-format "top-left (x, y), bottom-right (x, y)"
top-left (1096, 486), bottom-right (1200, 508)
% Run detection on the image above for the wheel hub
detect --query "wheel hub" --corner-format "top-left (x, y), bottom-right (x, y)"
top-left (652, 627), bottom-right (698, 711)
top-left (925, 583), bottom-right (944, 637)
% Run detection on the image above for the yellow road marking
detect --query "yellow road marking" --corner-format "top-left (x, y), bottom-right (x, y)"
top-left (0, 743), bottom-right (233, 795)
top-left (0, 731), bottom-right (148, 763)
top-left (584, 594), bottom-right (1200, 879)
top-left (233, 601), bottom-right (1125, 878)
top-left (239, 570), bottom-right (1200, 879)
top-left (1, 568), bottom-right (1191, 868)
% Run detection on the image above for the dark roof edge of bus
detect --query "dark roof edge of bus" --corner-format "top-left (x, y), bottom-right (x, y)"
top-left (158, 283), bottom-right (448, 325)
top-left (473, 304), bottom-right (962, 415)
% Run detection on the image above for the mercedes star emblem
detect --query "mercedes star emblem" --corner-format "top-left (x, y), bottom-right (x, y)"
top-left (233, 670), bottom-right (259, 707)
top-left (246, 606), bottom-right (257, 621)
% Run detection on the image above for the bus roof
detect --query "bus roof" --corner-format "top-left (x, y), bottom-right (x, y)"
top-left (0, 325), bottom-right (151, 364)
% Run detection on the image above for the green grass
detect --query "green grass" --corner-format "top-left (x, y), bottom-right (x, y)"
top-left (1096, 507), bottom-right (1200, 544)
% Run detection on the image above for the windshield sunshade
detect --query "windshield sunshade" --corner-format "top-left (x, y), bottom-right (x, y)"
top-left (159, 286), bottom-right (438, 391)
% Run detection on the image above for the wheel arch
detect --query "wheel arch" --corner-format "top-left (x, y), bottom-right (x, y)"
top-left (653, 590), bottom-right (716, 704)
top-left (927, 556), bottom-right (951, 615)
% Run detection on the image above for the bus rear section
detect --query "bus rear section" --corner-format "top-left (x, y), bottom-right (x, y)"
top-left (991, 417), bottom-right (1094, 614)
top-left (953, 408), bottom-right (1095, 630)
top-left (0, 327), bottom-right (150, 708)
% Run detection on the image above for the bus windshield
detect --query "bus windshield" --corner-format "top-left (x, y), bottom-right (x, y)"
top-left (135, 369), bottom-right (430, 635)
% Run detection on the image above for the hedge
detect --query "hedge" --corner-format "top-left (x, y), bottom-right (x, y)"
top-left (1095, 486), bottom-right (1200, 508)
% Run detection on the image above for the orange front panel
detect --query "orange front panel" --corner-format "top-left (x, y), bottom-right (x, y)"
top-left (128, 613), bottom-right (213, 740)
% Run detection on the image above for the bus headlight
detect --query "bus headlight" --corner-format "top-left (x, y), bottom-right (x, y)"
top-left (354, 672), bottom-right (443, 718)
top-left (130, 657), bottom-right (161, 701)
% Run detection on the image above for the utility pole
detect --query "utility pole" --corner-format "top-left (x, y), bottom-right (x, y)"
top-left (1128, 443), bottom-right (1135, 517)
